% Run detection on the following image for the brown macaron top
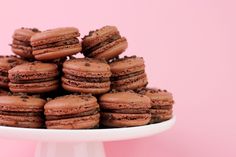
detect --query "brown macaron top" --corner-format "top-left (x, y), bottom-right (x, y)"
top-left (13, 27), bottom-right (40, 42)
top-left (139, 88), bottom-right (174, 106)
top-left (109, 56), bottom-right (145, 74)
top-left (0, 56), bottom-right (26, 71)
top-left (63, 58), bottom-right (111, 77)
top-left (31, 27), bottom-right (80, 46)
top-left (44, 95), bottom-right (99, 116)
top-left (99, 91), bottom-right (151, 109)
top-left (8, 62), bottom-right (58, 81)
top-left (0, 95), bottom-right (46, 112)
top-left (82, 26), bottom-right (119, 49)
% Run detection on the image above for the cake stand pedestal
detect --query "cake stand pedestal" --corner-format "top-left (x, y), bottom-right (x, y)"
top-left (0, 117), bottom-right (175, 157)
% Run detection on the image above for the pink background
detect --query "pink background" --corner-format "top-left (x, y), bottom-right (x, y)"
top-left (0, 0), bottom-right (235, 157)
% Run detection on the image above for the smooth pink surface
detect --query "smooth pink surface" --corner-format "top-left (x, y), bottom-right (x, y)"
top-left (0, 0), bottom-right (235, 157)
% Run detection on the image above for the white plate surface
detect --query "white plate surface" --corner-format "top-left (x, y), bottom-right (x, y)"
top-left (0, 117), bottom-right (175, 142)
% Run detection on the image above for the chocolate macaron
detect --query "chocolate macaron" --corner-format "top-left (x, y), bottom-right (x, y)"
top-left (139, 88), bottom-right (174, 123)
top-left (82, 26), bottom-right (128, 60)
top-left (44, 95), bottom-right (100, 129)
top-left (11, 27), bottom-right (40, 59)
top-left (0, 56), bottom-right (25, 88)
top-left (0, 95), bottom-right (46, 128)
top-left (109, 56), bottom-right (148, 91)
top-left (62, 58), bottom-right (111, 95)
top-left (99, 91), bottom-right (151, 127)
top-left (31, 27), bottom-right (81, 61)
top-left (8, 62), bottom-right (59, 93)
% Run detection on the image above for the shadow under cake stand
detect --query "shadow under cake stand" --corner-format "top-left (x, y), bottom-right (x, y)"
top-left (0, 116), bottom-right (175, 157)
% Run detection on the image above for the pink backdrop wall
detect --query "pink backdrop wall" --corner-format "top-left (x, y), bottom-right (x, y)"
top-left (0, 0), bottom-right (235, 156)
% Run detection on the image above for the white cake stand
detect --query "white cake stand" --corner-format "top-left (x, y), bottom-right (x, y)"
top-left (0, 117), bottom-right (175, 157)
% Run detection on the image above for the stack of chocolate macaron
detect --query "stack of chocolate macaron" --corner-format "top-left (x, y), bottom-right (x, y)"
top-left (0, 25), bottom-right (174, 129)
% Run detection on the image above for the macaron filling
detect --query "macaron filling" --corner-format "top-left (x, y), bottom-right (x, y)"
top-left (102, 113), bottom-right (151, 121)
top-left (111, 70), bottom-right (145, 81)
top-left (83, 34), bottom-right (121, 56)
top-left (46, 108), bottom-right (99, 121)
top-left (9, 71), bottom-right (59, 83)
top-left (33, 38), bottom-right (80, 51)
top-left (0, 111), bottom-right (44, 117)
top-left (11, 44), bottom-right (32, 54)
top-left (103, 108), bottom-right (150, 114)
top-left (62, 77), bottom-right (110, 88)
top-left (64, 73), bottom-right (110, 83)
top-left (12, 39), bottom-right (31, 46)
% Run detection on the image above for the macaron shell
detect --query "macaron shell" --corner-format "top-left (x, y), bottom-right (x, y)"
top-left (33, 43), bottom-right (82, 61)
top-left (101, 112), bottom-right (151, 127)
top-left (99, 92), bottom-right (151, 106)
top-left (46, 113), bottom-right (100, 129)
top-left (63, 58), bottom-right (111, 74)
top-left (110, 57), bottom-right (145, 73)
top-left (9, 80), bottom-right (59, 93)
top-left (31, 27), bottom-right (80, 46)
top-left (8, 62), bottom-right (58, 81)
top-left (9, 62), bottom-right (58, 73)
top-left (145, 91), bottom-right (174, 105)
top-left (13, 28), bottom-right (39, 42)
top-left (0, 95), bottom-right (46, 112)
top-left (88, 38), bottom-right (128, 60)
top-left (82, 26), bottom-right (119, 48)
top-left (44, 95), bottom-right (99, 116)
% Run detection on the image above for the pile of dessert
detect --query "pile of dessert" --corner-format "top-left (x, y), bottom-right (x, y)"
top-left (0, 26), bottom-right (174, 129)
